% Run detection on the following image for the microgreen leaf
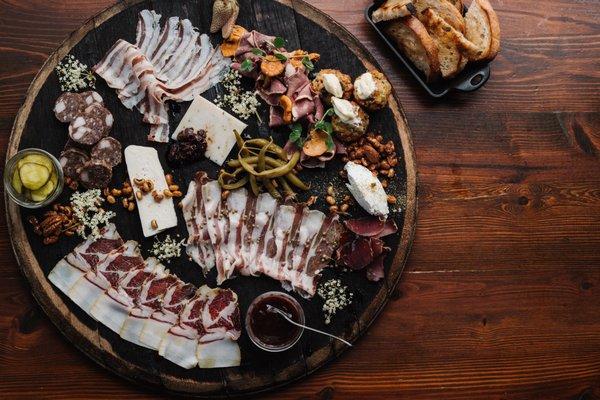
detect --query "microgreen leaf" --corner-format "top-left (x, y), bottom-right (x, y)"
top-left (274, 52), bottom-right (288, 61)
top-left (273, 36), bottom-right (286, 49)
top-left (240, 59), bottom-right (254, 72)
top-left (302, 56), bottom-right (315, 71)
top-left (323, 108), bottom-right (334, 118)
top-left (289, 123), bottom-right (304, 145)
top-left (251, 48), bottom-right (266, 57)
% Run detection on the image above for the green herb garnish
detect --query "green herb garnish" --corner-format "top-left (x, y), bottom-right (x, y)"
top-left (289, 123), bottom-right (304, 145)
top-left (240, 59), bottom-right (255, 72)
top-left (302, 56), bottom-right (315, 71)
top-left (273, 36), bottom-right (286, 49)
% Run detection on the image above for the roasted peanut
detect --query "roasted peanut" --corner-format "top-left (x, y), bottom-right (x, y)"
top-left (122, 198), bottom-right (129, 208)
top-left (327, 186), bottom-right (335, 196)
top-left (169, 184), bottom-right (179, 192)
top-left (165, 174), bottom-right (174, 186)
top-left (326, 195), bottom-right (336, 205)
top-left (163, 189), bottom-right (173, 198)
top-left (340, 203), bottom-right (349, 213)
top-left (387, 195), bottom-right (397, 204)
top-left (329, 205), bottom-right (339, 213)
top-left (106, 195), bottom-right (116, 204)
top-left (136, 190), bottom-right (143, 200)
top-left (122, 186), bottom-right (133, 196)
top-left (111, 188), bottom-right (122, 197)
top-left (172, 190), bottom-right (183, 198)
top-left (151, 219), bottom-right (158, 230)
top-left (128, 202), bottom-right (136, 212)
top-left (221, 190), bottom-right (230, 200)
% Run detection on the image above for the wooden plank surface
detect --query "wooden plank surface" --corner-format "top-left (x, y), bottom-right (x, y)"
top-left (1, 0), bottom-right (599, 399)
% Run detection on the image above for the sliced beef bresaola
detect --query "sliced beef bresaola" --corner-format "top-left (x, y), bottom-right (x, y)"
top-left (47, 224), bottom-right (241, 369)
top-left (183, 175), bottom-right (343, 298)
top-left (336, 217), bottom-right (398, 282)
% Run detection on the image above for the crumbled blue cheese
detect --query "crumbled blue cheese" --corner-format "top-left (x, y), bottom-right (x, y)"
top-left (322, 73), bottom-right (343, 98)
top-left (151, 235), bottom-right (185, 263)
top-left (215, 69), bottom-right (261, 120)
top-left (317, 279), bottom-right (353, 325)
top-left (354, 72), bottom-right (377, 100)
top-left (70, 189), bottom-right (115, 239)
top-left (55, 55), bottom-right (96, 92)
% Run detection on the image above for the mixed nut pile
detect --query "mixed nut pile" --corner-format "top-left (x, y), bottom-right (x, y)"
top-left (28, 204), bottom-right (79, 245)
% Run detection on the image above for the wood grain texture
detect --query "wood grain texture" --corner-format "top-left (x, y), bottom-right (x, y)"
top-left (1, 0), bottom-right (599, 399)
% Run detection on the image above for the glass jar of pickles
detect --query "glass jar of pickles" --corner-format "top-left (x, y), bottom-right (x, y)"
top-left (4, 148), bottom-right (64, 208)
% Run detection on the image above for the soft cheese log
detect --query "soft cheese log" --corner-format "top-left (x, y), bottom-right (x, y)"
top-left (125, 145), bottom-right (178, 237)
top-left (172, 95), bottom-right (247, 166)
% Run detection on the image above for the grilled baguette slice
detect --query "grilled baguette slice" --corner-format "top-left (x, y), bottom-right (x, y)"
top-left (372, 0), bottom-right (413, 23)
top-left (385, 16), bottom-right (441, 81)
top-left (414, 0), bottom-right (465, 32)
top-left (416, 9), bottom-right (463, 78)
top-left (464, 0), bottom-right (500, 61)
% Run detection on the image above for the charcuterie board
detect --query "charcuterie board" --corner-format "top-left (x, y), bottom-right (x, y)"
top-left (5, 0), bottom-right (417, 397)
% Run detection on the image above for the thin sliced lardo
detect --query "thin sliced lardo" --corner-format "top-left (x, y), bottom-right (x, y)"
top-left (414, 0), bottom-right (465, 33)
top-left (384, 16), bottom-right (441, 81)
top-left (464, 0), bottom-right (500, 61)
top-left (372, 0), bottom-right (413, 23)
top-left (417, 9), bottom-right (463, 78)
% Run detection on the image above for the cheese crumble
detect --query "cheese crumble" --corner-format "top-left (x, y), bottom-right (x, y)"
top-left (215, 69), bottom-right (261, 121)
top-left (317, 279), bottom-right (353, 325)
top-left (55, 55), bottom-right (96, 92)
top-left (70, 189), bottom-right (115, 239)
top-left (151, 235), bottom-right (185, 263)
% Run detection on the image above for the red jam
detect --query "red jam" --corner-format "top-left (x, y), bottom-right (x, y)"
top-left (246, 292), bottom-right (304, 351)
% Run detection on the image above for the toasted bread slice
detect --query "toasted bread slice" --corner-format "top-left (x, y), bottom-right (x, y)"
top-left (447, 0), bottom-right (463, 13)
top-left (417, 9), bottom-right (462, 78)
top-left (414, 0), bottom-right (465, 32)
top-left (385, 16), bottom-right (441, 81)
top-left (420, 1), bottom-right (500, 62)
top-left (464, 0), bottom-right (500, 61)
top-left (372, 0), bottom-right (413, 23)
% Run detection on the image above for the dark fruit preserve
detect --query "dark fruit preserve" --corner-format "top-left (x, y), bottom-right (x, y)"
top-left (246, 292), bottom-right (304, 351)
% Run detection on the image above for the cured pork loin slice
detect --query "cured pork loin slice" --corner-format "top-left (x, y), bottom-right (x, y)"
top-left (182, 178), bottom-right (344, 297)
top-left (48, 227), bottom-right (242, 368)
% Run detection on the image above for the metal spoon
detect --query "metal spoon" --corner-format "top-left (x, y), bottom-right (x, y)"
top-left (266, 304), bottom-right (353, 347)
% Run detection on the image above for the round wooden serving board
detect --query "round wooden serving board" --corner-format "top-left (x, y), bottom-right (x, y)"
top-left (5, 0), bottom-right (417, 397)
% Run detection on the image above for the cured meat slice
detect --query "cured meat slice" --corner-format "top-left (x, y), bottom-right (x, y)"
top-left (225, 188), bottom-right (250, 271)
top-left (90, 137), bottom-right (122, 167)
top-left (238, 193), bottom-right (277, 276)
top-left (80, 90), bottom-right (104, 107)
top-left (84, 103), bottom-right (114, 135)
top-left (182, 172), bottom-right (215, 273)
top-left (93, 10), bottom-right (231, 142)
top-left (49, 224), bottom-right (122, 294)
top-left (78, 160), bottom-right (112, 189)
top-left (54, 92), bottom-right (85, 123)
top-left (68, 114), bottom-right (105, 146)
top-left (284, 209), bottom-right (325, 288)
top-left (59, 147), bottom-right (89, 180)
top-left (139, 280), bottom-right (196, 349)
top-left (257, 205), bottom-right (299, 279)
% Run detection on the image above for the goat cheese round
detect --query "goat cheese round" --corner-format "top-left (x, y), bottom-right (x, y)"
top-left (344, 161), bottom-right (389, 217)
top-left (354, 72), bottom-right (377, 100)
top-left (332, 98), bottom-right (360, 126)
top-left (322, 73), bottom-right (344, 98)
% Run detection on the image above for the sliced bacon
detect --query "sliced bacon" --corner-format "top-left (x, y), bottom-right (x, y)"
top-left (94, 10), bottom-right (230, 142)
top-left (182, 179), bottom-right (343, 297)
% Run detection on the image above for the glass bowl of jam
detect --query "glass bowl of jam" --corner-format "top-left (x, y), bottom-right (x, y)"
top-left (246, 291), bottom-right (305, 352)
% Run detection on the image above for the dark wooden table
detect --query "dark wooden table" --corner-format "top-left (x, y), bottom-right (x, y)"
top-left (1, 1), bottom-right (599, 399)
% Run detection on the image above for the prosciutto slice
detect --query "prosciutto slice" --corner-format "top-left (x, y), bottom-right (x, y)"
top-left (182, 178), bottom-right (344, 297)
top-left (48, 228), bottom-right (242, 369)
top-left (93, 10), bottom-right (230, 142)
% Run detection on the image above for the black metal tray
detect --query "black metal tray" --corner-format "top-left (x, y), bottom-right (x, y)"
top-left (365, 3), bottom-right (490, 97)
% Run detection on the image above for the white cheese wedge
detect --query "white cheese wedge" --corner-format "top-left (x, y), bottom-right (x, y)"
top-left (172, 95), bottom-right (247, 166)
top-left (124, 145), bottom-right (178, 237)
top-left (345, 161), bottom-right (389, 217)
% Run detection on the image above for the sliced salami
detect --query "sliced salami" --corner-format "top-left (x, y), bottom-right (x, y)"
top-left (78, 160), bottom-right (112, 189)
top-left (90, 137), bottom-right (122, 167)
top-left (68, 114), bottom-right (105, 146)
top-left (84, 104), bottom-right (114, 135)
top-left (80, 90), bottom-right (104, 107)
top-left (59, 147), bottom-right (90, 180)
top-left (54, 92), bottom-right (85, 123)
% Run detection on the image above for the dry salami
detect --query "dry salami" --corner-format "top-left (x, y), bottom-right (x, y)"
top-left (68, 114), bottom-right (105, 146)
top-left (90, 137), bottom-right (122, 167)
top-left (54, 92), bottom-right (85, 123)
top-left (80, 90), bottom-right (104, 107)
top-left (84, 104), bottom-right (114, 135)
top-left (78, 160), bottom-right (112, 189)
top-left (59, 147), bottom-right (89, 180)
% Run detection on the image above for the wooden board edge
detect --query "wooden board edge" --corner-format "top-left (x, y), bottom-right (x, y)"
top-left (4, 0), bottom-right (418, 397)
